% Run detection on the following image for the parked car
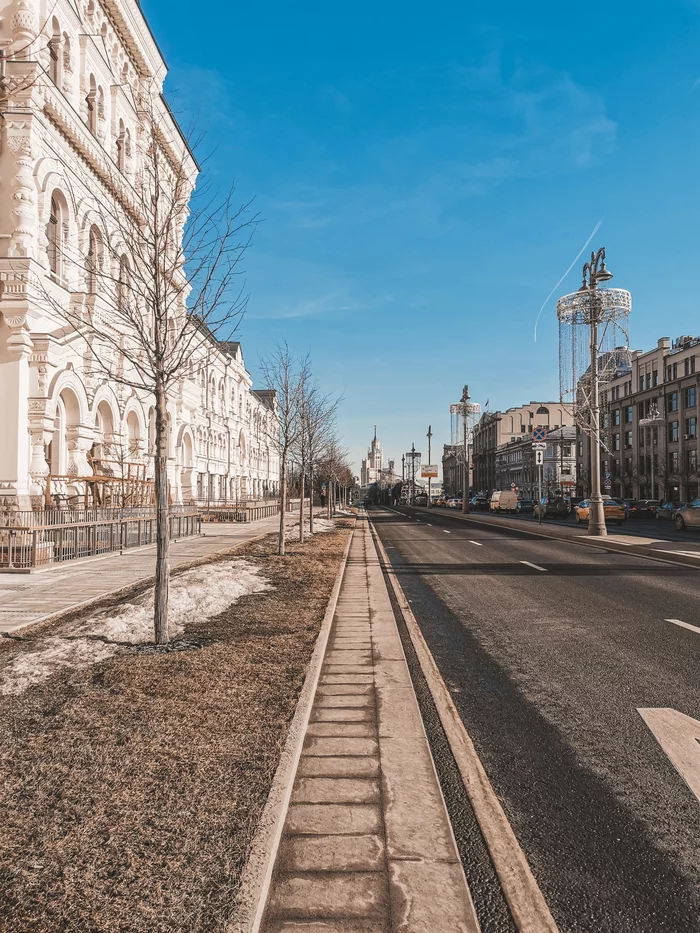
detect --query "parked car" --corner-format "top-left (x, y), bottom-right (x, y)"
top-left (625, 499), bottom-right (660, 518)
top-left (655, 501), bottom-right (684, 521)
top-left (533, 496), bottom-right (569, 520)
top-left (574, 498), bottom-right (626, 525)
top-left (414, 494), bottom-right (429, 506)
top-left (470, 496), bottom-right (490, 512)
top-left (674, 499), bottom-right (700, 530)
top-left (516, 499), bottom-right (535, 514)
top-left (490, 490), bottom-right (519, 512)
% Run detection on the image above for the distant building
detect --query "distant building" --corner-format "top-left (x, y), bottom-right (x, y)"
top-left (472, 402), bottom-right (573, 494)
top-left (442, 443), bottom-right (472, 497)
top-left (361, 427), bottom-right (383, 486)
top-left (496, 426), bottom-right (576, 499)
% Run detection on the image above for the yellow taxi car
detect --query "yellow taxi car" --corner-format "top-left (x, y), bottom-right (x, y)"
top-left (574, 497), bottom-right (627, 526)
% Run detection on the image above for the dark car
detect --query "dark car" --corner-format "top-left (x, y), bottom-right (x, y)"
top-left (517, 499), bottom-right (535, 513)
top-left (470, 496), bottom-right (490, 512)
top-left (655, 501), bottom-right (684, 521)
top-left (533, 496), bottom-right (569, 520)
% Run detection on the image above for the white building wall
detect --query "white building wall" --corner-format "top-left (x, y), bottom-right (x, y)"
top-left (0, 0), bottom-right (278, 509)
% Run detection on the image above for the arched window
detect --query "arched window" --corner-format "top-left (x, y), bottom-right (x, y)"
top-left (97, 85), bottom-right (105, 121)
top-left (86, 74), bottom-right (97, 134)
top-left (116, 119), bottom-right (126, 171)
top-left (117, 254), bottom-right (130, 311)
top-left (86, 225), bottom-right (103, 294)
top-left (47, 193), bottom-right (62, 277)
top-left (121, 62), bottom-right (128, 84)
top-left (49, 19), bottom-right (61, 86)
top-left (62, 34), bottom-right (72, 78)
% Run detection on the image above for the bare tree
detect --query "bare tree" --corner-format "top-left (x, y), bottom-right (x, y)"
top-left (296, 380), bottom-right (341, 540)
top-left (38, 89), bottom-right (255, 644)
top-left (260, 344), bottom-right (308, 556)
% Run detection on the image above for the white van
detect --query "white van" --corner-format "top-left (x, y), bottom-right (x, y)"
top-left (490, 490), bottom-right (519, 513)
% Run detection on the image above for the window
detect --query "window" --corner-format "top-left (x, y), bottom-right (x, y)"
top-left (686, 417), bottom-right (697, 439)
top-left (625, 457), bottom-right (633, 473)
top-left (117, 255), bottom-right (130, 310)
top-left (638, 375), bottom-right (644, 392)
top-left (578, 441), bottom-right (583, 457)
top-left (624, 406), bottom-right (633, 423)
top-left (625, 431), bottom-right (633, 449)
top-left (611, 409), bottom-right (619, 426)
top-left (613, 433), bottom-right (620, 451)
top-left (687, 449), bottom-right (698, 472)
top-left (668, 421), bottom-right (679, 443)
top-left (86, 225), bottom-right (103, 293)
top-left (668, 392), bottom-right (679, 412)
top-left (49, 19), bottom-right (61, 85)
top-left (116, 119), bottom-right (126, 171)
top-left (561, 444), bottom-right (571, 457)
top-left (669, 451), bottom-right (679, 473)
top-left (86, 74), bottom-right (97, 134)
top-left (685, 386), bottom-right (697, 409)
top-left (47, 193), bottom-right (62, 276)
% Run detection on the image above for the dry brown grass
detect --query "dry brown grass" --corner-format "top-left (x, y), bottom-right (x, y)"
top-left (0, 522), bottom-right (352, 933)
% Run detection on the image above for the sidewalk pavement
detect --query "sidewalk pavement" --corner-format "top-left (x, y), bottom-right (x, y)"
top-left (0, 513), bottom-right (295, 636)
top-left (402, 506), bottom-right (700, 569)
top-left (261, 516), bottom-right (479, 933)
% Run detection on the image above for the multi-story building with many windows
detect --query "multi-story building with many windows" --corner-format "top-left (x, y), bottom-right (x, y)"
top-left (0, 0), bottom-right (278, 511)
top-left (575, 336), bottom-right (699, 501)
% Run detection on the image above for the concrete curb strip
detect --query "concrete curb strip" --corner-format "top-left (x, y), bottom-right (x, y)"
top-left (369, 517), bottom-right (560, 933)
top-left (230, 524), bottom-right (355, 933)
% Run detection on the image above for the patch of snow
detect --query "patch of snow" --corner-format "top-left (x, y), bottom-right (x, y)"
top-left (0, 558), bottom-right (270, 697)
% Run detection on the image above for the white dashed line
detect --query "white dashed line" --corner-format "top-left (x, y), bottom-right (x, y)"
top-left (426, 523), bottom-right (432, 526)
top-left (469, 540), bottom-right (482, 546)
top-left (666, 618), bottom-right (700, 635)
top-left (443, 530), bottom-right (451, 534)
top-left (520, 560), bottom-right (547, 572)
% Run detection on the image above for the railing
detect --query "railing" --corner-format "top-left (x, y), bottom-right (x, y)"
top-left (198, 498), bottom-right (309, 524)
top-left (0, 505), bottom-right (195, 528)
top-left (0, 512), bottom-right (201, 570)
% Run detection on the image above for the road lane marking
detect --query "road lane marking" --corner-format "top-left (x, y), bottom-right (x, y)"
top-left (520, 561), bottom-right (547, 572)
top-left (666, 618), bottom-right (700, 635)
top-left (443, 530), bottom-right (451, 534)
top-left (469, 540), bottom-right (483, 546)
top-left (638, 708), bottom-right (700, 803)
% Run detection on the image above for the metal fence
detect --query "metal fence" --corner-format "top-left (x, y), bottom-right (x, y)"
top-left (0, 505), bottom-right (195, 528)
top-left (0, 512), bottom-right (201, 571)
top-left (198, 498), bottom-right (309, 524)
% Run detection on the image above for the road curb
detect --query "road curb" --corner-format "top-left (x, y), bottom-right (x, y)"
top-left (401, 506), bottom-right (700, 571)
top-left (369, 516), bottom-right (560, 933)
top-left (229, 523), bottom-right (355, 933)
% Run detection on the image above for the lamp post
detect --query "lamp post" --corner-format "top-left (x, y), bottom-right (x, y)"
top-left (402, 454), bottom-right (405, 482)
top-left (461, 385), bottom-right (471, 513)
top-left (580, 247), bottom-right (614, 537)
top-left (640, 400), bottom-right (665, 500)
top-left (426, 425), bottom-right (432, 508)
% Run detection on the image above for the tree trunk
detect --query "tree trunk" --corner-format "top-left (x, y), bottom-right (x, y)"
top-left (279, 454), bottom-right (287, 556)
top-left (309, 466), bottom-right (314, 534)
top-left (153, 378), bottom-right (170, 645)
top-left (299, 468), bottom-right (305, 543)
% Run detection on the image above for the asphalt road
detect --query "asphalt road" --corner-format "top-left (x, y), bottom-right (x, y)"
top-left (371, 505), bottom-right (700, 933)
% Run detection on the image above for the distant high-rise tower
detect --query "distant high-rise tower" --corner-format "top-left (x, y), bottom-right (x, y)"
top-left (361, 426), bottom-right (383, 486)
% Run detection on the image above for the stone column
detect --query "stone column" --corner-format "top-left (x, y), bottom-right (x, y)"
top-left (0, 310), bottom-right (34, 509)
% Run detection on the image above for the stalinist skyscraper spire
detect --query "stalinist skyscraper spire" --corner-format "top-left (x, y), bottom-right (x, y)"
top-left (361, 428), bottom-right (383, 486)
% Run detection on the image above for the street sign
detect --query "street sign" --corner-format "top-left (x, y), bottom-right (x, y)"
top-left (421, 464), bottom-right (438, 478)
top-left (535, 449), bottom-right (544, 465)
top-left (604, 472), bottom-right (611, 479)
top-left (532, 426), bottom-right (547, 442)
top-left (604, 478), bottom-right (612, 489)
top-left (532, 442), bottom-right (546, 451)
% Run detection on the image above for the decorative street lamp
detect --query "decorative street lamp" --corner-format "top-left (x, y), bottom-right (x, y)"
top-left (640, 400), bottom-right (665, 500)
top-left (557, 247), bottom-right (631, 538)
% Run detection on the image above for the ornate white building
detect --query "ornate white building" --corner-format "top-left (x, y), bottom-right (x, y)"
top-left (0, 0), bottom-right (278, 510)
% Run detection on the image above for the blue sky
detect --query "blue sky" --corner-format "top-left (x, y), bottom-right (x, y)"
top-left (145, 0), bottom-right (700, 474)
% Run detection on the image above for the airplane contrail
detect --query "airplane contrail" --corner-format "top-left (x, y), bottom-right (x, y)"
top-left (533, 219), bottom-right (603, 342)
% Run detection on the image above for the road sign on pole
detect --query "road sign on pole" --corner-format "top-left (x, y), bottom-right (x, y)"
top-left (532, 442), bottom-right (546, 451)
top-left (533, 426), bottom-right (547, 442)
top-left (535, 449), bottom-right (544, 465)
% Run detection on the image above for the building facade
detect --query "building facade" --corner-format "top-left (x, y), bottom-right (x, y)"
top-left (495, 426), bottom-right (576, 499)
top-left (575, 335), bottom-right (699, 501)
top-left (441, 443), bottom-right (472, 498)
top-left (360, 427), bottom-right (383, 486)
top-left (472, 402), bottom-right (573, 494)
top-left (0, 0), bottom-right (278, 510)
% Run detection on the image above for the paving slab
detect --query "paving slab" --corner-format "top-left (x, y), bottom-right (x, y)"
top-left (261, 517), bottom-right (480, 933)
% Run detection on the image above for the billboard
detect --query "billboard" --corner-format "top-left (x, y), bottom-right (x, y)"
top-left (421, 464), bottom-right (438, 478)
